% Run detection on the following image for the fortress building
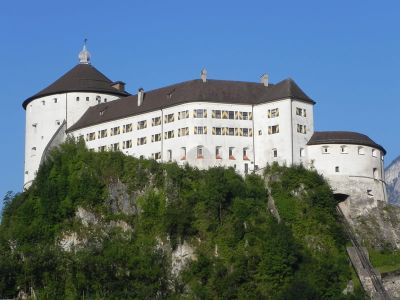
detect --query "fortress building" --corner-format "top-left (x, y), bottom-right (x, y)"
top-left (23, 44), bottom-right (387, 214)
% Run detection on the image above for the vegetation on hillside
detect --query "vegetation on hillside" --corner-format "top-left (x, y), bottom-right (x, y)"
top-left (0, 140), bottom-right (365, 299)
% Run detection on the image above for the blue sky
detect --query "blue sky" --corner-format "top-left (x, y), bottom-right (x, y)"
top-left (0, 0), bottom-right (399, 209)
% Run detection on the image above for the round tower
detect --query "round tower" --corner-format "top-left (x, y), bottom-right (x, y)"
top-left (306, 131), bottom-right (387, 216)
top-left (23, 43), bottom-right (129, 188)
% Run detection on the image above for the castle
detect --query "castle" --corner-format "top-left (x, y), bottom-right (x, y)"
top-left (23, 44), bottom-right (387, 214)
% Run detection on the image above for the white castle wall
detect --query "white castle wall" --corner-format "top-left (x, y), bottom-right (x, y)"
top-left (69, 98), bottom-right (315, 175)
top-left (307, 144), bottom-right (387, 207)
top-left (24, 92), bottom-right (120, 188)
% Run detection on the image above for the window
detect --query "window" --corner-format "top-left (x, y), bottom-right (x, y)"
top-left (98, 129), bottom-right (108, 138)
top-left (268, 125), bottom-right (279, 135)
top-left (181, 147), bottom-right (186, 160)
top-left (86, 132), bottom-right (96, 141)
top-left (373, 168), bottom-right (379, 179)
top-left (96, 96), bottom-right (101, 103)
top-left (228, 111), bottom-right (235, 119)
top-left (110, 126), bottom-right (120, 136)
top-left (194, 126), bottom-right (207, 135)
top-left (244, 163), bottom-right (249, 174)
top-left (243, 148), bottom-right (249, 160)
top-left (258, 130), bottom-right (262, 136)
top-left (152, 117), bottom-right (161, 126)
top-left (151, 133), bottom-right (162, 142)
top-left (152, 152), bottom-right (161, 160)
top-left (300, 148), bottom-right (306, 157)
top-left (137, 120), bottom-right (147, 130)
top-left (123, 123), bottom-right (132, 133)
top-left (229, 147), bottom-right (235, 160)
top-left (212, 127), bottom-right (222, 135)
top-left (242, 128), bottom-right (252, 137)
top-left (372, 149), bottom-right (377, 157)
top-left (178, 110), bottom-right (189, 120)
top-left (272, 148), bottom-right (278, 158)
top-left (123, 140), bottom-right (132, 149)
top-left (242, 112), bottom-right (250, 120)
top-left (194, 109), bottom-right (207, 118)
top-left (98, 146), bottom-right (106, 152)
top-left (164, 130), bottom-right (174, 139)
top-left (42, 100), bottom-right (45, 106)
top-left (111, 143), bottom-right (119, 151)
top-left (267, 108), bottom-right (279, 118)
top-left (32, 123), bottom-right (37, 128)
top-left (137, 137), bottom-right (147, 145)
top-left (212, 110), bottom-right (222, 119)
top-left (56, 120), bottom-right (61, 126)
top-left (222, 110), bottom-right (229, 119)
top-left (296, 107), bottom-right (306, 117)
top-left (340, 145), bottom-right (348, 154)
top-left (215, 146), bottom-right (222, 159)
top-left (197, 146), bottom-right (204, 158)
top-left (104, 98), bottom-right (107, 103)
top-left (54, 98), bottom-right (58, 103)
top-left (297, 124), bottom-right (306, 134)
top-left (227, 127), bottom-right (235, 136)
top-left (178, 127), bottom-right (189, 137)
top-left (151, 152), bottom-right (161, 160)
top-left (167, 150), bottom-right (172, 162)
top-left (164, 113), bottom-right (175, 123)
top-left (335, 166), bottom-right (340, 173)
top-left (76, 97), bottom-right (79, 102)
top-left (367, 189), bottom-right (374, 197)
top-left (322, 146), bottom-right (329, 154)
top-left (358, 146), bottom-right (365, 155)
top-left (86, 97), bottom-right (89, 101)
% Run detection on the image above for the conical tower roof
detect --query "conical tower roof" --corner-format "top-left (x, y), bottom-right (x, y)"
top-left (22, 43), bottom-right (129, 109)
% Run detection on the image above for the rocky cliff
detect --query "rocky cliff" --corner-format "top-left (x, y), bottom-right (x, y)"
top-left (386, 156), bottom-right (400, 206)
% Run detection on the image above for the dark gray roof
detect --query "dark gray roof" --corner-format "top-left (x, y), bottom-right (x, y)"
top-left (307, 131), bottom-right (386, 155)
top-left (22, 64), bottom-right (130, 109)
top-left (67, 78), bottom-right (314, 132)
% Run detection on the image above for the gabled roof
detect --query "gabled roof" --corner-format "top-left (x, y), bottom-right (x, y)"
top-left (307, 131), bottom-right (386, 155)
top-left (22, 64), bottom-right (130, 109)
top-left (67, 78), bottom-right (313, 132)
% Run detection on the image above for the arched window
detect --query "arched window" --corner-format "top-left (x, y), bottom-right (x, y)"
top-left (373, 168), bottom-right (379, 180)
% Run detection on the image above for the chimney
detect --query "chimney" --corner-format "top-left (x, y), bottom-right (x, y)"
top-left (260, 73), bottom-right (269, 87)
top-left (138, 88), bottom-right (144, 106)
top-left (201, 68), bottom-right (207, 83)
top-left (112, 81), bottom-right (126, 92)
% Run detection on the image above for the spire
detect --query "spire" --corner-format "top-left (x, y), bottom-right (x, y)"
top-left (78, 38), bottom-right (91, 64)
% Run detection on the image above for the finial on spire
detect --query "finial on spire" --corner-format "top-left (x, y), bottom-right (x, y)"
top-left (79, 38), bottom-right (91, 64)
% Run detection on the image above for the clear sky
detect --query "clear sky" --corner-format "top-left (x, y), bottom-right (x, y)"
top-left (0, 0), bottom-right (399, 209)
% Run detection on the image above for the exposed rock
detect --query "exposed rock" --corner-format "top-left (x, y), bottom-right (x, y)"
top-left (382, 271), bottom-right (400, 299)
top-left (76, 206), bottom-right (99, 226)
top-left (353, 202), bottom-right (400, 250)
top-left (59, 232), bottom-right (86, 252)
top-left (171, 241), bottom-right (195, 277)
top-left (108, 220), bottom-right (132, 233)
top-left (386, 156), bottom-right (400, 206)
top-left (107, 181), bottom-right (137, 215)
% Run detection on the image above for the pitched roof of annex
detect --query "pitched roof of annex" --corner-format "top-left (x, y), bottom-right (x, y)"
top-left (67, 77), bottom-right (314, 132)
top-left (307, 131), bottom-right (386, 155)
top-left (22, 64), bottom-right (130, 109)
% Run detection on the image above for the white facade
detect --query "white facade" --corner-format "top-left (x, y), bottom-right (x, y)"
top-left (22, 47), bottom-right (388, 211)
top-left (24, 92), bottom-right (120, 188)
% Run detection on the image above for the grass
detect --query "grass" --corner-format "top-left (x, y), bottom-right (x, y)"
top-left (368, 249), bottom-right (400, 274)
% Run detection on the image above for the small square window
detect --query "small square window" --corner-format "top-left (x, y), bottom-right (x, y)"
top-left (335, 166), bottom-right (340, 173)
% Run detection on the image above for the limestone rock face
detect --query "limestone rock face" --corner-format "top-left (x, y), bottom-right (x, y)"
top-left (353, 202), bottom-right (400, 250)
top-left (386, 156), bottom-right (400, 206)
